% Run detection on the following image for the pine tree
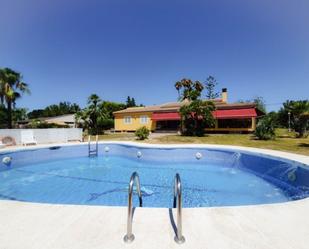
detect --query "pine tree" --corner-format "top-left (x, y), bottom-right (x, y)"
top-left (126, 96), bottom-right (137, 107)
top-left (204, 76), bottom-right (219, 99)
top-left (126, 96), bottom-right (131, 107)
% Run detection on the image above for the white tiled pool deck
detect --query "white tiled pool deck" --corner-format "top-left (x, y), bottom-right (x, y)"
top-left (0, 142), bottom-right (308, 249)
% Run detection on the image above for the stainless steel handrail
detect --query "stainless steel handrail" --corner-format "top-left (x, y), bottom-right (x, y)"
top-left (123, 172), bottom-right (143, 243)
top-left (173, 173), bottom-right (185, 244)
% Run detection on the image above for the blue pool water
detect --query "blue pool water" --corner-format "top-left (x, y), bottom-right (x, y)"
top-left (0, 144), bottom-right (308, 207)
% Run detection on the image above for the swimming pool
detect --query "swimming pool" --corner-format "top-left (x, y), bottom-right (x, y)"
top-left (0, 143), bottom-right (308, 208)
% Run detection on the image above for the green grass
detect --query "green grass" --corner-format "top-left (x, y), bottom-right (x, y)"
top-left (89, 129), bottom-right (309, 156)
top-left (149, 129), bottom-right (309, 156)
top-left (87, 132), bottom-right (135, 141)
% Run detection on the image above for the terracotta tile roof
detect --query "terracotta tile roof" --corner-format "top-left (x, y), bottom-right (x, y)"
top-left (113, 105), bottom-right (164, 114)
top-left (113, 101), bottom-right (259, 115)
top-left (215, 102), bottom-right (256, 109)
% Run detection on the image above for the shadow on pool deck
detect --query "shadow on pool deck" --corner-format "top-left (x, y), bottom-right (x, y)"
top-left (168, 208), bottom-right (177, 237)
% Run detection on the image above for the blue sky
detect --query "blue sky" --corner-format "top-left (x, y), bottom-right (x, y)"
top-left (0, 0), bottom-right (308, 111)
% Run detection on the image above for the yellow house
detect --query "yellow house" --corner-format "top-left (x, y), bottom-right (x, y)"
top-left (114, 110), bottom-right (156, 132)
top-left (113, 89), bottom-right (264, 133)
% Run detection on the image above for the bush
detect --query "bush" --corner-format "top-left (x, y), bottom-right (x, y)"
top-left (27, 120), bottom-right (70, 128)
top-left (254, 115), bottom-right (276, 140)
top-left (97, 118), bottom-right (114, 131)
top-left (135, 126), bottom-right (150, 140)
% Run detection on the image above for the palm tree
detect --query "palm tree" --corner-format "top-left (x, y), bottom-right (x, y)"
top-left (175, 78), bottom-right (203, 101)
top-left (174, 81), bottom-right (182, 98)
top-left (194, 81), bottom-right (204, 93)
top-left (0, 69), bottom-right (6, 105)
top-left (88, 94), bottom-right (100, 106)
top-left (289, 101), bottom-right (309, 137)
top-left (75, 94), bottom-right (107, 135)
top-left (0, 68), bottom-right (30, 128)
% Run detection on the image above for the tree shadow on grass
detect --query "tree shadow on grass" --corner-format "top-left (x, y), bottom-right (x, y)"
top-left (277, 135), bottom-right (295, 139)
top-left (180, 134), bottom-right (210, 137)
top-left (249, 135), bottom-right (274, 141)
top-left (298, 143), bottom-right (309, 148)
top-left (249, 136), bottom-right (259, 141)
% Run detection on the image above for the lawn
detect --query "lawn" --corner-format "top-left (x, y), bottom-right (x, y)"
top-left (88, 132), bottom-right (136, 141)
top-left (93, 129), bottom-right (309, 156)
top-left (149, 130), bottom-right (309, 156)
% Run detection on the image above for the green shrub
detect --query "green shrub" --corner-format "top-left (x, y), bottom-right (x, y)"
top-left (254, 115), bottom-right (276, 140)
top-left (97, 118), bottom-right (114, 130)
top-left (135, 126), bottom-right (150, 140)
top-left (27, 120), bottom-right (69, 128)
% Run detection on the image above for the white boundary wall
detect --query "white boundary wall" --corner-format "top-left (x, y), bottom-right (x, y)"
top-left (0, 128), bottom-right (83, 145)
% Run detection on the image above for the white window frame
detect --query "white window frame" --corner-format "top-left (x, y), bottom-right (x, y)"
top-left (140, 115), bottom-right (148, 124)
top-left (124, 116), bottom-right (132, 124)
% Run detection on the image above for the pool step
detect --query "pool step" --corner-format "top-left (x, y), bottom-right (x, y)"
top-left (88, 135), bottom-right (98, 157)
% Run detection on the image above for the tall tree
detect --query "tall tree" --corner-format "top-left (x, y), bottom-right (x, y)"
top-left (180, 100), bottom-right (215, 136)
top-left (0, 68), bottom-right (30, 128)
top-left (87, 94), bottom-right (102, 134)
top-left (28, 102), bottom-right (80, 119)
top-left (131, 97), bottom-right (136, 107)
top-left (204, 76), bottom-right (219, 99)
top-left (277, 100), bottom-right (294, 128)
top-left (174, 81), bottom-right (182, 98)
top-left (126, 96), bottom-right (137, 107)
top-left (75, 94), bottom-right (111, 135)
top-left (174, 78), bottom-right (204, 101)
top-left (278, 100), bottom-right (309, 137)
top-left (0, 106), bottom-right (27, 128)
top-left (126, 96), bottom-right (131, 107)
top-left (253, 97), bottom-right (266, 113)
top-left (175, 78), bottom-right (215, 136)
top-left (0, 105), bottom-right (7, 128)
top-left (238, 96), bottom-right (267, 113)
top-left (289, 100), bottom-right (309, 138)
top-left (99, 101), bottom-right (126, 119)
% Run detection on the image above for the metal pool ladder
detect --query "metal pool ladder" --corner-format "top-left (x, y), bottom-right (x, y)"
top-left (88, 135), bottom-right (98, 157)
top-left (173, 173), bottom-right (185, 244)
top-left (123, 172), bottom-right (143, 243)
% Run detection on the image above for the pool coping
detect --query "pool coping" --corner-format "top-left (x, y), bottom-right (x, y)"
top-left (0, 142), bottom-right (309, 249)
top-left (1, 141), bottom-right (309, 165)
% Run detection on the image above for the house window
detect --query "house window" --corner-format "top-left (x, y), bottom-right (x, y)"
top-left (124, 116), bottom-right (132, 124)
top-left (218, 118), bottom-right (252, 128)
top-left (140, 115), bottom-right (148, 124)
